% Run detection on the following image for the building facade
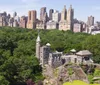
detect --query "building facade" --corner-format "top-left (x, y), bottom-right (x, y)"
top-left (67, 5), bottom-right (74, 31)
top-left (40, 7), bottom-right (46, 21)
top-left (47, 20), bottom-right (59, 29)
top-left (59, 5), bottom-right (68, 31)
top-left (49, 9), bottom-right (54, 20)
top-left (95, 21), bottom-right (100, 28)
top-left (36, 21), bottom-right (46, 29)
top-left (36, 34), bottom-right (41, 59)
top-left (43, 12), bottom-right (48, 23)
top-left (40, 44), bottom-right (51, 66)
top-left (87, 16), bottom-right (94, 27)
top-left (48, 52), bottom-right (62, 68)
top-left (36, 35), bottom-right (63, 68)
top-left (61, 5), bottom-right (67, 21)
top-left (59, 20), bottom-right (67, 31)
top-left (27, 10), bottom-right (37, 29)
top-left (36, 35), bottom-right (93, 68)
top-left (20, 16), bottom-right (27, 28)
top-left (73, 23), bottom-right (82, 33)
top-left (52, 10), bottom-right (61, 22)
top-left (13, 20), bottom-right (19, 27)
top-left (0, 16), bottom-right (7, 26)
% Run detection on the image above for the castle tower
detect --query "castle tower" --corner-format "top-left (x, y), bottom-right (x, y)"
top-left (40, 43), bottom-right (51, 67)
top-left (36, 34), bottom-right (41, 59)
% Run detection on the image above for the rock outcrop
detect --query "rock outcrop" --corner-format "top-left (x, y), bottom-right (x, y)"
top-left (43, 64), bottom-right (89, 85)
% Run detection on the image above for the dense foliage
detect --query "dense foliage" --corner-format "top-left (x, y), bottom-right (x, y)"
top-left (0, 27), bottom-right (100, 85)
top-left (0, 27), bottom-right (43, 85)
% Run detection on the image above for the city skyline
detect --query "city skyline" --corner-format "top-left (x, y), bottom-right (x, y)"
top-left (0, 0), bottom-right (100, 22)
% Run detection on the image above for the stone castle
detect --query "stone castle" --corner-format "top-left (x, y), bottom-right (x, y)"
top-left (36, 34), bottom-right (62, 68)
top-left (36, 34), bottom-right (94, 68)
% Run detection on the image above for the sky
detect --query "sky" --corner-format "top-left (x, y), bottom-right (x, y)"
top-left (0, 0), bottom-right (100, 22)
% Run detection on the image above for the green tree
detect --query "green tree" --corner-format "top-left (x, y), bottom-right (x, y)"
top-left (0, 76), bottom-right (9, 85)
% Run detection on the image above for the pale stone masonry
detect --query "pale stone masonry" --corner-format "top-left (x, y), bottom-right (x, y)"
top-left (40, 45), bottom-right (51, 66)
top-left (48, 52), bottom-right (63, 68)
top-left (59, 20), bottom-right (68, 31)
top-left (52, 10), bottom-right (61, 22)
top-left (61, 5), bottom-right (67, 21)
top-left (59, 5), bottom-right (74, 31)
top-left (36, 34), bottom-right (41, 59)
top-left (73, 23), bottom-right (82, 33)
top-left (36, 21), bottom-right (46, 29)
top-left (47, 20), bottom-right (59, 29)
top-left (36, 35), bottom-right (93, 68)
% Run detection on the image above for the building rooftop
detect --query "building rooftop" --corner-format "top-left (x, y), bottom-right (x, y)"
top-left (46, 43), bottom-right (51, 46)
top-left (76, 50), bottom-right (92, 56)
top-left (50, 52), bottom-right (63, 55)
top-left (62, 55), bottom-right (77, 58)
top-left (70, 49), bottom-right (76, 53)
top-left (59, 20), bottom-right (67, 23)
top-left (36, 35), bottom-right (40, 42)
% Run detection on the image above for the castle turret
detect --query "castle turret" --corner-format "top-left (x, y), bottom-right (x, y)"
top-left (36, 34), bottom-right (41, 59)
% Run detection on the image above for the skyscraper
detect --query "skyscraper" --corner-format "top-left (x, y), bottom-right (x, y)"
top-left (13, 12), bottom-right (17, 18)
top-left (59, 5), bottom-right (67, 31)
top-left (28, 11), bottom-right (31, 22)
top-left (52, 10), bottom-right (61, 22)
top-left (61, 5), bottom-right (67, 21)
top-left (27, 10), bottom-right (37, 29)
top-left (3, 12), bottom-right (7, 17)
top-left (67, 5), bottom-right (74, 31)
top-left (8, 18), bottom-right (14, 27)
top-left (0, 16), bottom-right (7, 26)
top-left (87, 16), bottom-right (94, 27)
top-left (43, 12), bottom-right (48, 23)
top-left (8, 14), bottom-right (11, 19)
top-left (49, 9), bottom-right (54, 20)
top-left (40, 7), bottom-right (46, 21)
top-left (20, 16), bottom-right (27, 28)
top-left (31, 10), bottom-right (37, 22)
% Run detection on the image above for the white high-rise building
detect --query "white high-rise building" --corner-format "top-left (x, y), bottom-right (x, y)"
top-left (52, 10), bottom-right (61, 22)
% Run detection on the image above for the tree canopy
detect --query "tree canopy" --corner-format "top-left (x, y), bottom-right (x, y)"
top-left (0, 27), bottom-right (100, 85)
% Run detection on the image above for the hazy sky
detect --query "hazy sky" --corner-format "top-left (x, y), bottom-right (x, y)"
top-left (0, 0), bottom-right (100, 22)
